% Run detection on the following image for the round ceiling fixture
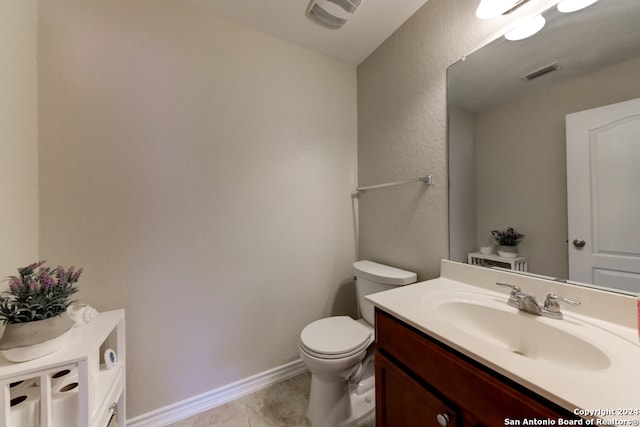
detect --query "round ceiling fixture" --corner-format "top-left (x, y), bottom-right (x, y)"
top-left (505, 14), bottom-right (546, 41)
top-left (557, 0), bottom-right (599, 13)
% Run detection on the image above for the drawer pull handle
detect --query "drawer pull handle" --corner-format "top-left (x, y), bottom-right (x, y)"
top-left (436, 413), bottom-right (450, 426)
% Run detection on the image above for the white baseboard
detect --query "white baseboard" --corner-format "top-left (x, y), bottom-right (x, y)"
top-left (126, 359), bottom-right (307, 427)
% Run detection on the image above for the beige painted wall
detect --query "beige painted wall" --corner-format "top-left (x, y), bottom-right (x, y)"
top-left (448, 106), bottom-right (477, 263)
top-left (357, 0), bottom-right (559, 279)
top-left (0, 1), bottom-right (39, 277)
top-left (38, 0), bottom-right (357, 417)
top-left (476, 57), bottom-right (640, 279)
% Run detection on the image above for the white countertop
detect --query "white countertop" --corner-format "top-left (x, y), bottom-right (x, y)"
top-left (367, 260), bottom-right (640, 426)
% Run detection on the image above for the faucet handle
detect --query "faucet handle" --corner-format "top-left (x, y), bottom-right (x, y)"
top-left (496, 283), bottom-right (522, 307)
top-left (544, 294), bottom-right (581, 318)
top-left (544, 293), bottom-right (581, 307)
top-left (496, 282), bottom-right (521, 293)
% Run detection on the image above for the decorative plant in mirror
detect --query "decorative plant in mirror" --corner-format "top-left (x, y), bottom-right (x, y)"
top-left (0, 261), bottom-right (83, 362)
top-left (492, 227), bottom-right (525, 259)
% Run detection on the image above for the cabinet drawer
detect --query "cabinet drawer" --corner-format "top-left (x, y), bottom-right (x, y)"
top-left (376, 351), bottom-right (459, 427)
top-left (375, 309), bottom-right (575, 426)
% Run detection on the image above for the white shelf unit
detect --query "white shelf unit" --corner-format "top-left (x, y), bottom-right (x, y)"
top-left (468, 252), bottom-right (528, 272)
top-left (0, 310), bottom-right (125, 427)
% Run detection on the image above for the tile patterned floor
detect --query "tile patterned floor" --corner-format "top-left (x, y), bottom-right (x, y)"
top-left (167, 372), bottom-right (375, 427)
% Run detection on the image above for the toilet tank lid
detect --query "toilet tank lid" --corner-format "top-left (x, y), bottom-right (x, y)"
top-left (353, 260), bottom-right (417, 285)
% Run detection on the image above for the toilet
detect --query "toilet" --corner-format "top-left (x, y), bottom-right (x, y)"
top-left (299, 260), bottom-right (417, 427)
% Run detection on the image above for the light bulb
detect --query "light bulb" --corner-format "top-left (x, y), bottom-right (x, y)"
top-left (476, 0), bottom-right (521, 19)
top-left (557, 0), bottom-right (599, 13)
top-left (505, 14), bottom-right (546, 41)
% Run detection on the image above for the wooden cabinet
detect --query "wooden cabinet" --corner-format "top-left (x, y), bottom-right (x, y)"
top-left (375, 309), bottom-right (577, 427)
top-left (377, 353), bottom-right (460, 426)
top-left (0, 310), bottom-right (125, 427)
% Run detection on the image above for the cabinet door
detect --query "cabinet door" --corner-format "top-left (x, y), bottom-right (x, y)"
top-left (376, 351), bottom-right (459, 427)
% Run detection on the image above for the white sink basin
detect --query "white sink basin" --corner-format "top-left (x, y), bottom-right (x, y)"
top-left (434, 297), bottom-right (611, 371)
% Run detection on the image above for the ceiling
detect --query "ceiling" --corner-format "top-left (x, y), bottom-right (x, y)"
top-left (181, 0), bottom-right (430, 65)
top-left (448, 0), bottom-right (640, 112)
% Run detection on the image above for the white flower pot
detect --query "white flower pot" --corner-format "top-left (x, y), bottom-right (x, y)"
top-left (0, 313), bottom-right (74, 362)
top-left (497, 245), bottom-right (519, 258)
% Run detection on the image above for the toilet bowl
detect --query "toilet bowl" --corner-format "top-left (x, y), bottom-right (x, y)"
top-left (299, 261), bottom-right (417, 427)
top-left (299, 316), bottom-right (374, 427)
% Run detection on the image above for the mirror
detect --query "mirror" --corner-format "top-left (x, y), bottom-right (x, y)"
top-left (447, 0), bottom-right (640, 293)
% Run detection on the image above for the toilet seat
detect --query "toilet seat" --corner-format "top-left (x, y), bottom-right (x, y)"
top-left (300, 316), bottom-right (373, 360)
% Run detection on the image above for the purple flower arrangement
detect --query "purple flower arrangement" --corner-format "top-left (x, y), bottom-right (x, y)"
top-left (0, 261), bottom-right (82, 324)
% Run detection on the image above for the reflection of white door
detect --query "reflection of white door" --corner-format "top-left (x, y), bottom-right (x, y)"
top-left (566, 98), bottom-right (640, 293)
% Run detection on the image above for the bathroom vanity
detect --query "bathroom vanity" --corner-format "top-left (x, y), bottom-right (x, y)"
top-left (375, 309), bottom-right (574, 426)
top-left (368, 260), bottom-right (640, 427)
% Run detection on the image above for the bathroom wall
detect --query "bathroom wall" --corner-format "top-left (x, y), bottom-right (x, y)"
top-left (448, 106), bottom-right (476, 263)
top-left (0, 1), bottom-right (39, 277)
top-left (38, 0), bottom-right (357, 418)
top-left (357, 0), bottom-right (559, 280)
top-left (476, 57), bottom-right (640, 278)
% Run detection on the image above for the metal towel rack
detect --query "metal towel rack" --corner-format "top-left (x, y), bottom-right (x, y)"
top-left (356, 175), bottom-right (432, 193)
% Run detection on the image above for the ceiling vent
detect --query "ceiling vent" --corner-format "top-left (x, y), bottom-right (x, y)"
top-left (307, 0), bottom-right (362, 29)
top-left (521, 62), bottom-right (561, 81)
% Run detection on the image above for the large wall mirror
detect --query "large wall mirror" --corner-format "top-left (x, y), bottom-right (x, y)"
top-left (448, 0), bottom-right (640, 294)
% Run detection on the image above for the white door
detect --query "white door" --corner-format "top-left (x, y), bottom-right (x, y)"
top-left (566, 97), bottom-right (640, 293)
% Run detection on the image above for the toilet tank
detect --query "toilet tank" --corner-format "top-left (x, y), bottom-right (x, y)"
top-left (353, 260), bottom-right (417, 325)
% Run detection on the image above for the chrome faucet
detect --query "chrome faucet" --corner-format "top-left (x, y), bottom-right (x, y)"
top-left (496, 283), bottom-right (580, 319)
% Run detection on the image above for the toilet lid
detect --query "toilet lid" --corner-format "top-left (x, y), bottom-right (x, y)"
top-left (300, 316), bottom-right (373, 359)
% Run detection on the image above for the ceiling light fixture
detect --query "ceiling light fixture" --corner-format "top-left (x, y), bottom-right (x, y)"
top-left (505, 14), bottom-right (546, 41)
top-left (306, 0), bottom-right (361, 29)
top-left (475, 0), bottom-right (528, 19)
top-left (557, 0), bottom-right (599, 13)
